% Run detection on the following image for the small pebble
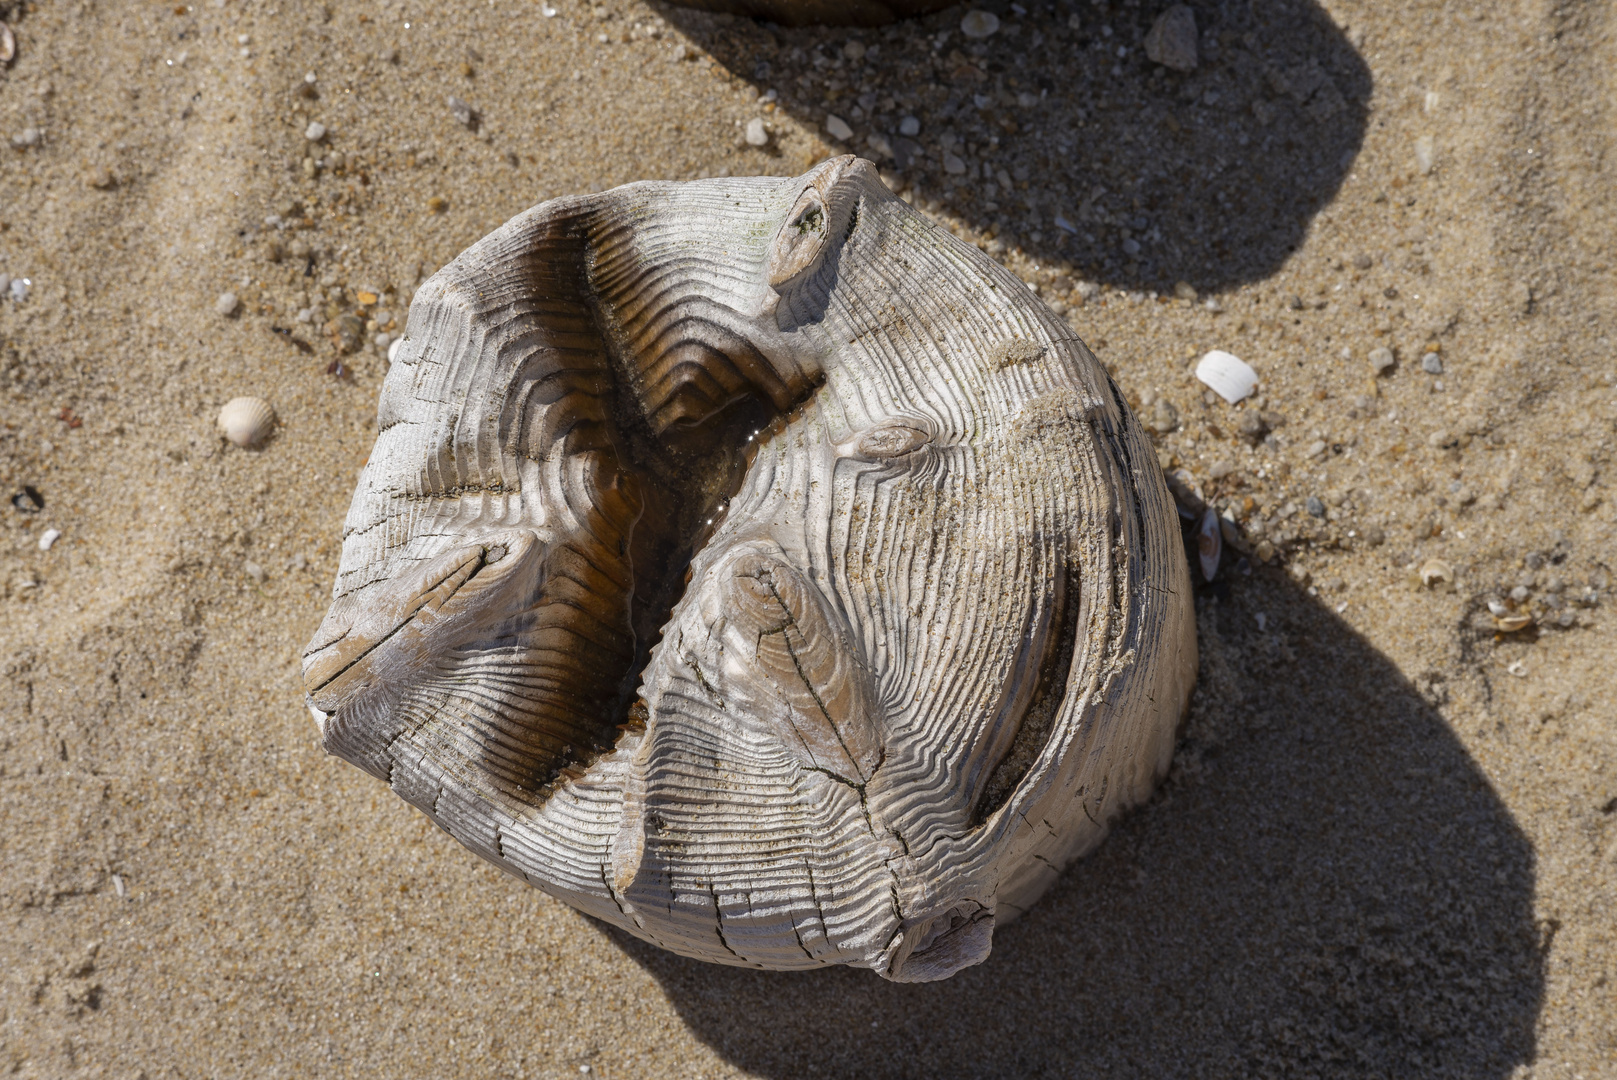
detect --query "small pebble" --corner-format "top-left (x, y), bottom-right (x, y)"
top-left (11, 126), bottom-right (40, 148)
top-left (11, 486), bottom-right (44, 513)
top-left (1352, 253), bottom-right (1373, 270)
top-left (1509, 584), bottom-right (1531, 603)
top-left (9, 276), bottom-right (29, 302)
top-left (1369, 346), bottom-right (1396, 374)
top-left (215, 291), bottom-right (240, 317)
top-left (244, 560), bottom-right (267, 584)
top-left (37, 528), bottom-right (61, 552)
top-left (744, 118), bottom-right (769, 146)
top-left (1146, 398), bottom-right (1179, 434)
top-left (843, 40), bottom-right (867, 61)
top-left (448, 96), bottom-right (477, 128)
top-left (304, 121), bottom-right (327, 142)
top-left (824, 114), bottom-right (854, 142)
top-left (1305, 440), bottom-right (1327, 458)
top-left (899, 115), bottom-right (921, 137)
top-left (1421, 353), bottom-right (1444, 374)
top-left (1306, 496), bottom-right (1325, 518)
top-left (960, 10), bottom-right (1000, 38)
top-left (1143, 4), bottom-right (1198, 71)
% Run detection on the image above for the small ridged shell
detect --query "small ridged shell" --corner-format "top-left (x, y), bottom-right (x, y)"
top-left (217, 397), bottom-right (276, 447)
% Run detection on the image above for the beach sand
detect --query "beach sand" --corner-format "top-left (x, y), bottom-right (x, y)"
top-left (1, 0), bottom-right (1613, 1076)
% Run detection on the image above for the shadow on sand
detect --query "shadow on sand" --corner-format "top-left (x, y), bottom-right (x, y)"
top-left (661, 0), bottom-right (1370, 295)
top-left (602, 4), bottom-right (1541, 1074)
top-left (611, 562), bottom-right (1544, 1078)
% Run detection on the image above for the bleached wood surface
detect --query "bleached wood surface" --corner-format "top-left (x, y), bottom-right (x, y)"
top-left (302, 157), bottom-right (1195, 981)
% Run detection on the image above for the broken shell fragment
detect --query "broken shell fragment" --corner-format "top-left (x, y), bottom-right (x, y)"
top-left (1165, 468), bottom-right (1206, 519)
top-left (1419, 558), bottom-right (1455, 590)
top-left (302, 158), bottom-right (1196, 982)
top-left (217, 396), bottom-right (276, 448)
top-left (0, 23), bottom-right (13, 66)
top-left (1197, 507), bottom-right (1222, 582)
top-left (1196, 350), bottom-right (1258, 404)
top-left (1493, 613), bottom-right (1534, 633)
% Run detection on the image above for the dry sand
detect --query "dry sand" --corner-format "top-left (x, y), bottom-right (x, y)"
top-left (2, 0), bottom-right (1614, 1076)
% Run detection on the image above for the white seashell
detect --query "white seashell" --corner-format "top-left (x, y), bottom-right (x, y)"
top-left (302, 158), bottom-right (1196, 982)
top-left (1196, 507), bottom-right (1221, 581)
top-left (0, 23), bottom-right (13, 66)
top-left (1195, 349), bottom-right (1258, 404)
top-left (38, 528), bottom-right (61, 552)
top-left (217, 397), bottom-right (276, 447)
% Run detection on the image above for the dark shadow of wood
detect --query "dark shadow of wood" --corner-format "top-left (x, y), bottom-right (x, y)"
top-left (609, 559), bottom-right (1545, 1078)
top-left (591, 6), bottom-right (1538, 1072)
top-left (657, 0), bottom-right (1371, 294)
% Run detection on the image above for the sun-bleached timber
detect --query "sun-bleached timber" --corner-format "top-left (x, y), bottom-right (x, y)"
top-left (302, 157), bottom-right (1195, 981)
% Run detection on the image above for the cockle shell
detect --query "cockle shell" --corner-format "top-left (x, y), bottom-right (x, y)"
top-left (302, 158), bottom-right (1196, 982)
top-left (217, 396), bottom-right (276, 447)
